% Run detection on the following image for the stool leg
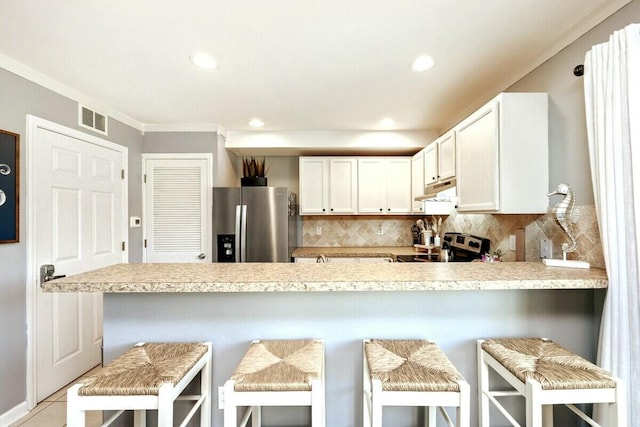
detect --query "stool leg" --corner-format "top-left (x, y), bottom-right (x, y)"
top-left (371, 381), bottom-right (382, 427)
top-left (158, 383), bottom-right (174, 427)
top-left (526, 380), bottom-right (543, 427)
top-left (425, 406), bottom-right (436, 426)
top-left (542, 405), bottom-right (553, 427)
top-left (251, 406), bottom-right (261, 427)
top-left (458, 380), bottom-right (471, 427)
top-left (133, 410), bottom-right (146, 427)
top-left (66, 385), bottom-right (85, 427)
top-left (477, 342), bottom-right (490, 427)
top-left (311, 379), bottom-right (325, 427)
top-left (223, 381), bottom-right (237, 427)
top-left (612, 378), bottom-right (627, 427)
top-left (200, 347), bottom-right (212, 427)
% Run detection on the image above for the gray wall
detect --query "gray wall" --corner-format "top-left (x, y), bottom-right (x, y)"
top-left (143, 131), bottom-right (240, 188)
top-left (0, 67), bottom-right (143, 415)
top-left (507, 0), bottom-right (640, 204)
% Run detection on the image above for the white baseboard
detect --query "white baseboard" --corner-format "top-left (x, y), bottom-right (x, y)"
top-left (0, 401), bottom-right (29, 426)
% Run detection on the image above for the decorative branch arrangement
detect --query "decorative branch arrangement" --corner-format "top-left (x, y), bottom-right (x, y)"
top-left (242, 156), bottom-right (270, 178)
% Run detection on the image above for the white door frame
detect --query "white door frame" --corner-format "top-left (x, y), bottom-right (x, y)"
top-left (25, 115), bottom-right (129, 409)
top-left (141, 153), bottom-right (213, 263)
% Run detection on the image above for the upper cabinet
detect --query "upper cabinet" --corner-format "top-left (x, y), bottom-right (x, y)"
top-left (411, 150), bottom-right (425, 213)
top-left (329, 158), bottom-right (358, 214)
top-left (437, 131), bottom-right (456, 182)
top-left (299, 156), bottom-right (411, 215)
top-left (299, 157), bottom-right (328, 214)
top-left (423, 131), bottom-right (455, 186)
top-left (358, 157), bottom-right (412, 214)
top-left (299, 157), bottom-right (357, 215)
top-left (455, 92), bottom-right (548, 213)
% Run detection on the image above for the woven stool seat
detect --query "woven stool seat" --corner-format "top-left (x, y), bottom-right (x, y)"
top-left (231, 339), bottom-right (323, 392)
top-left (363, 339), bottom-right (470, 427)
top-left (79, 342), bottom-right (209, 396)
top-left (481, 338), bottom-right (615, 391)
top-left (67, 342), bottom-right (212, 427)
top-left (365, 339), bottom-right (463, 392)
top-left (220, 339), bottom-right (325, 427)
top-left (478, 338), bottom-right (626, 427)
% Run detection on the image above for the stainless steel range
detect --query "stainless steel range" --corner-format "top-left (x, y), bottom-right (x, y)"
top-left (441, 232), bottom-right (490, 262)
top-left (396, 232), bottom-right (490, 262)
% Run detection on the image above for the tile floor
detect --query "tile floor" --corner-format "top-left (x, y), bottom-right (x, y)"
top-left (10, 366), bottom-right (103, 427)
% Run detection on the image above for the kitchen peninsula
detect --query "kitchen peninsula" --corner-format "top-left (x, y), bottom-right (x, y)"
top-left (45, 262), bottom-right (607, 426)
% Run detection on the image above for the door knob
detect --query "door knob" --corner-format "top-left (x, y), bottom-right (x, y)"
top-left (198, 253), bottom-right (206, 259)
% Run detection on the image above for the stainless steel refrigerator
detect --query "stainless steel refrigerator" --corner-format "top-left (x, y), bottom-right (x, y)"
top-left (213, 186), bottom-right (296, 262)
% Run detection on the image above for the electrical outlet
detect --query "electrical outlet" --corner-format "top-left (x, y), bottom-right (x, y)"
top-left (540, 239), bottom-right (552, 259)
top-left (316, 226), bottom-right (322, 235)
top-left (509, 235), bottom-right (516, 251)
top-left (377, 225), bottom-right (384, 235)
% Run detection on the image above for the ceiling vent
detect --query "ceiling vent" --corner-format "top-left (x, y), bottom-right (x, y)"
top-left (78, 104), bottom-right (108, 135)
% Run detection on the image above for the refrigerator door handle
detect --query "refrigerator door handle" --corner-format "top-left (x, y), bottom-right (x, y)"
top-left (235, 205), bottom-right (242, 263)
top-left (240, 205), bottom-right (248, 262)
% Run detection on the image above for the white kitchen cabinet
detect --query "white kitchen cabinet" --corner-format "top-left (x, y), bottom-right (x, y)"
top-left (411, 150), bottom-right (425, 213)
top-left (329, 158), bottom-right (358, 214)
top-left (455, 92), bottom-right (548, 213)
top-left (295, 257), bottom-right (393, 263)
top-left (385, 158), bottom-right (412, 213)
top-left (299, 157), bottom-right (329, 214)
top-left (423, 131), bottom-right (455, 186)
top-left (358, 157), bottom-right (412, 214)
top-left (294, 257), bottom-right (318, 263)
top-left (299, 157), bottom-right (357, 215)
top-left (423, 142), bottom-right (438, 185)
top-left (437, 131), bottom-right (456, 181)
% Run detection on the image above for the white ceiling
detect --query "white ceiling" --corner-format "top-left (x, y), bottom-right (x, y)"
top-left (0, 0), bottom-right (630, 133)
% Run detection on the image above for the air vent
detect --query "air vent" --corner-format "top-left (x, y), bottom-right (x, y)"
top-left (78, 104), bottom-right (108, 135)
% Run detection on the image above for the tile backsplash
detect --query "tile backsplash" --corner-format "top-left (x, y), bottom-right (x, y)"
top-left (301, 205), bottom-right (603, 267)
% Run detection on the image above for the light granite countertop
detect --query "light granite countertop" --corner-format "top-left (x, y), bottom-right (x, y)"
top-left (43, 262), bottom-right (608, 293)
top-left (292, 246), bottom-right (424, 258)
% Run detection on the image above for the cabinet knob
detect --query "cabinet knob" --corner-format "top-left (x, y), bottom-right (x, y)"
top-left (387, 208), bottom-right (391, 211)
top-left (330, 208), bottom-right (334, 212)
top-left (379, 208), bottom-right (383, 212)
top-left (322, 208), bottom-right (326, 212)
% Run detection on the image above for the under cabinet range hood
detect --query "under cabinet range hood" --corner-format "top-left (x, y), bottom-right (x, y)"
top-left (415, 178), bottom-right (457, 202)
top-left (414, 178), bottom-right (456, 215)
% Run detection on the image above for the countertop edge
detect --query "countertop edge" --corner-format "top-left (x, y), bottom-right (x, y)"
top-left (42, 262), bottom-right (608, 293)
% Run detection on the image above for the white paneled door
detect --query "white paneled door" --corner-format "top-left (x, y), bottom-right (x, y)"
top-left (143, 155), bottom-right (212, 263)
top-left (30, 117), bottom-right (127, 402)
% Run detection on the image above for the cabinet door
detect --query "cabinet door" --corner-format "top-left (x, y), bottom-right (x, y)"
top-left (294, 257), bottom-right (318, 263)
top-left (358, 158), bottom-right (385, 213)
top-left (438, 131), bottom-right (456, 181)
top-left (329, 158), bottom-right (358, 214)
top-left (385, 158), bottom-right (412, 213)
top-left (456, 101), bottom-right (500, 211)
top-left (423, 143), bottom-right (438, 185)
top-left (411, 150), bottom-right (425, 213)
top-left (299, 157), bottom-right (328, 214)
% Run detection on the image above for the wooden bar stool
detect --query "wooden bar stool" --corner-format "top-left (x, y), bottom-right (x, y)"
top-left (363, 339), bottom-right (470, 427)
top-left (67, 342), bottom-right (212, 427)
top-left (220, 339), bottom-right (325, 427)
top-left (478, 338), bottom-right (626, 427)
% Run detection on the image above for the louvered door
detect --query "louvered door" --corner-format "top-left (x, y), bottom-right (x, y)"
top-left (143, 155), bottom-right (212, 262)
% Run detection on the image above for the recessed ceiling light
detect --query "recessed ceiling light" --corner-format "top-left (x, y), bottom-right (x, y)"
top-left (379, 118), bottom-right (395, 128)
top-left (189, 52), bottom-right (217, 70)
top-left (249, 118), bottom-right (265, 128)
top-left (411, 55), bottom-right (434, 72)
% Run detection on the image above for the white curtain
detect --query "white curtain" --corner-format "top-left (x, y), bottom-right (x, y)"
top-left (584, 23), bottom-right (640, 424)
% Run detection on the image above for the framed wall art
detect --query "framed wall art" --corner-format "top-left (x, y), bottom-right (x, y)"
top-left (0, 129), bottom-right (19, 243)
